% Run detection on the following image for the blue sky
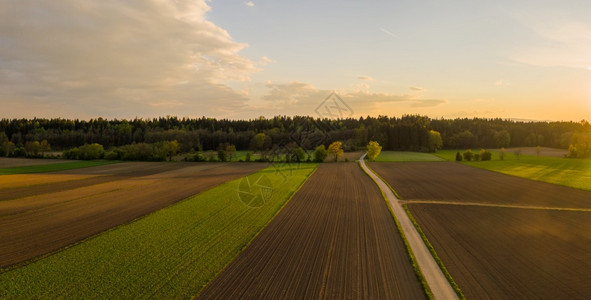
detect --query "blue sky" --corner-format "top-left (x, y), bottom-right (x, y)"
top-left (1, 0), bottom-right (590, 120)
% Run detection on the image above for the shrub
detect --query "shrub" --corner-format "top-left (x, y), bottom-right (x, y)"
top-left (63, 147), bottom-right (80, 159)
top-left (217, 150), bottom-right (227, 162)
top-left (313, 145), bottom-right (328, 162)
top-left (105, 148), bottom-right (124, 160)
top-left (463, 149), bottom-right (473, 161)
top-left (473, 153), bottom-right (480, 161)
top-left (78, 143), bottom-right (105, 160)
top-left (193, 152), bottom-right (206, 162)
top-left (455, 152), bottom-right (462, 161)
top-left (245, 152), bottom-right (252, 162)
top-left (480, 149), bottom-right (492, 161)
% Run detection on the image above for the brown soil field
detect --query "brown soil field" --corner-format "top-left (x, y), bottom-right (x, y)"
top-left (198, 163), bottom-right (425, 299)
top-left (368, 162), bottom-right (591, 209)
top-left (0, 157), bottom-right (73, 168)
top-left (0, 162), bottom-right (264, 267)
top-left (371, 162), bottom-right (591, 298)
top-left (408, 204), bottom-right (591, 299)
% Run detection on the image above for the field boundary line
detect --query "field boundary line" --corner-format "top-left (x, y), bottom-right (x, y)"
top-left (196, 164), bottom-right (318, 297)
top-left (359, 154), bottom-right (460, 300)
top-left (401, 200), bottom-right (591, 212)
top-left (358, 160), bottom-right (433, 299)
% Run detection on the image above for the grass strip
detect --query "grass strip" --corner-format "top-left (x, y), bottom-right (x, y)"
top-left (0, 160), bottom-right (119, 174)
top-left (358, 162), bottom-right (433, 300)
top-left (435, 150), bottom-right (591, 192)
top-left (403, 205), bottom-right (466, 299)
top-left (374, 151), bottom-right (445, 162)
top-left (0, 163), bottom-right (317, 299)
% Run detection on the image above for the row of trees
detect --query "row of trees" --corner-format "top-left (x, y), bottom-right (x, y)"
top-left (2, 116), bottom-right (589, 155)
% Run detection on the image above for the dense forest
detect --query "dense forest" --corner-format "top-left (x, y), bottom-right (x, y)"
top-left (1, 115), bottom-right (590, 159)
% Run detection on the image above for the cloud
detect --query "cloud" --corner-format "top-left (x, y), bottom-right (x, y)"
top-left (410, 99), bottom-right (447, 108)
top-left (0, 0), bottom-right (257, 118)
top-left (409, 86), bottom-right (424, 91)
top-left (260, 81), bottom-right (446, 116)
top-left (245, 1), bottom-right (255, 7)
top-left (259, 56), bottom-right (274, 66)
top-left (357, 76), bottom-right (373, 81)
top-left (495, 79), bottom-right (511, 86)
top-left (510, 12), bottom-right (591, 69)
top-left (380, 27), bottom-right (399, 39)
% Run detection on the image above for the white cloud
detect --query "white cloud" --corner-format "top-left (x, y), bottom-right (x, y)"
top-left (260, 81), bottom-right (446, 116)
top-left (259, 56), bottom-right (274, 66)
top-left (379, 27), bottom-right (399, 39)
top-left (357, 76), bottom-right (373, 81)
top-left (510, 12), bottom-right (591, 70)
top-left (0, 0), bottom-right (257, 118)
top-left (495, 79), bottom-right (511, 86)
top-left (245, 1), bottom-right (255, 7)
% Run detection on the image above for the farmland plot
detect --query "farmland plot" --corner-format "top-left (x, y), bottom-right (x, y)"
top-left (0, 162), bottom-right (264, 267)
top-left (369, 162), bottom-right (591, 208)
top-left (0, 164), bottom-right (316, 298)
top-left (199, 163), bottom-right (425, 299)
top-left (408, 204), bottom-right (591, 299)
top-left (371, 162), bottom-right (591, 299)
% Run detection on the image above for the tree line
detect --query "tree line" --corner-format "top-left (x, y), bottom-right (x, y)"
top-left (1, 115), bottom-right (590, 159)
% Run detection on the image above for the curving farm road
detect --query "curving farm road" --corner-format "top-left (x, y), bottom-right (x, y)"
top-left (359, 154), bottom-right (459, 300)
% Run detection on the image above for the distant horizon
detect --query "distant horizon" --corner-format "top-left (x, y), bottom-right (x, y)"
top-left (1, 114), bottom-right (585, 124)
top-left (2, 1), bottom-right (590, 121)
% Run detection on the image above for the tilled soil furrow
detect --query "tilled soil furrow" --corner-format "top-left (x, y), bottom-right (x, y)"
top-left (198, 163), bottom-right (425, 299)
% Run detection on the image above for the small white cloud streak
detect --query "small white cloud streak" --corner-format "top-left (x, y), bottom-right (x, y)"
top-left (495, 79), bottom-right (511, 86)
top-left (380, 27), bottom-right (399, 39)
top-left (245, 1), bottom-right (255, 7)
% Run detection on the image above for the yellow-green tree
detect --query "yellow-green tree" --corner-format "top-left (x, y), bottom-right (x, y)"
top-left (366, 141), bottom-right (382, 161)
top-left (163, 140), bottom-right (180, 161)
top-left (428, 130), bottom-right (442, 152)
top-left (226, 144), bottom-right (237, 161)
top-left (328, 141), bottom-right (344, 162)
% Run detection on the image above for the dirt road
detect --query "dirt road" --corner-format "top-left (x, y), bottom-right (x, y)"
top-left (360, 155), bottom-right (458, 300)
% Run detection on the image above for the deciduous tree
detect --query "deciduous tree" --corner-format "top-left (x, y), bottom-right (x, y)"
top-left (313, 145), bottom-right (328, 162)
top-left (328, 141), bottom-right (344, 162)
top-left (366, 141), bottom-right (382, 161)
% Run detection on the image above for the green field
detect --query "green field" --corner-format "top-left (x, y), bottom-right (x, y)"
top-left (435, 150), bottom-right (591, 191)
top-left (0, 160), bottom-right (119, 175)
top-left (0, 163), bottom-right (317, 298)
top-left (374, 151), bottom-right (445, 162)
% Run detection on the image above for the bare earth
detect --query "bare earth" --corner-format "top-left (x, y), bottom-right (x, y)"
top-left (0, 162), bottom-right (264, 267)
top-left (370, 161), bottom-right (591, 299)
top-left (369, 162), bottom-right (591, 209)
top-left (0, 157), bottom-right (74, 168)
top-left (198, 163), bottom-right (425, 299)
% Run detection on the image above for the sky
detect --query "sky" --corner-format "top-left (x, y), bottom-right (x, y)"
top-left (1, 0), bottom-right (590, 121)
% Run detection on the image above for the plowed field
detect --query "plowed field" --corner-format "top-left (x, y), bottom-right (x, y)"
top-left (369, 162), bottom-right (591, 208)
top-left (371, 162), bottom-right (591, 299)
top-left (0, 162), bottom-right (264, 267)
top-left (408, 204), bottom-right (591, 299)
top-left (199, 163), bottom-right (425, 299)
